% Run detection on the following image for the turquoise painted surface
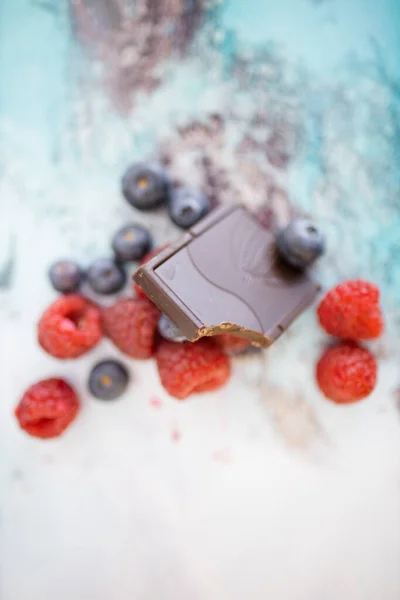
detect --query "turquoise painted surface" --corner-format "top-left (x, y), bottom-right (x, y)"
top-left (0, 0), bottom-right (399, 305)
top-left (223, 0), bottom-right (400, 75)
top-left (0, 0), bottom-right (70, 161)
top-left (2, 7), bottom-right (400, 598)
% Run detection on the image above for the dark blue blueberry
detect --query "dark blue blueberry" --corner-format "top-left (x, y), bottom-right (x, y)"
top-left (276, 219), bottom-right (325, 270)
top-left (157, 313), bottom-right (187, 343)
top-left (112, 224), bottom-right (152, 262)
top-left (48, 260), bottom-right (83, 293)
top-left (168, 186), bottom-right (211, 229)
top-left (121, 162), bottom-right (169, 210)
top-left (88, 360), bottom-right (129, 400)
top-left (87, 258), bottom-right (126, 295)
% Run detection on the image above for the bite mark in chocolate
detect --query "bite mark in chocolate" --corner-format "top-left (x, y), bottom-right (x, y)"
top-left (133, 204), bottom-right (320, 347)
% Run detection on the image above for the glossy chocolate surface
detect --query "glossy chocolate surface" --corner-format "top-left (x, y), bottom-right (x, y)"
top-left (133, 204), bottom-right (319, 346)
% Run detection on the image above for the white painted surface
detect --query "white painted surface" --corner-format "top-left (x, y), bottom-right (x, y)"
top-left (2, 295), bottom-right (400, 599)
top-left (1, 0), bottom-right (400, 598)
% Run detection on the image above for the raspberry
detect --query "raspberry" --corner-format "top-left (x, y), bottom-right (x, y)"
top-left (38, 294), bottom-right (102, 359)
top-left (317, 280), bottom-right (384, 340)
top-left (15, 378), bottom-right (80, 439)
top-left (134, 245), bottom-right (168, 299)
top-left (215, 335), bottom-right (251, 354)
top-left (316, 342), bottom-right (377, 404)
top-left (156, 338), bottom-right (231, 400)
top-left (102, 297), bottom-right (160, 359)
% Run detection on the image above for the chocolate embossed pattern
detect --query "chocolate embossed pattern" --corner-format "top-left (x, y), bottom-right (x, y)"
top-left (230, 215), bottom-right (280, 280)
top-left (133, 204), bottom-right (320, 346)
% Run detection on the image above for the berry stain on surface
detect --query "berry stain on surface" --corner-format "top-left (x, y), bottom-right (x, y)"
top-left (212, 447), bottom-right (232, 465)
top-left (171, 426), bottom-right (182, 443)
top-left (149, 397), bottom-right (163, 409)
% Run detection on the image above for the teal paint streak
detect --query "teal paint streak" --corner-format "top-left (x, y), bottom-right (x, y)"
top-left (222, 0), bottom-right (400, 303)
top-left (0, 0), bottom-right (71, 162)
top-left (0, 0), bottom-right (399, 304)
top-left (222, 0), bottom-right (400, 76)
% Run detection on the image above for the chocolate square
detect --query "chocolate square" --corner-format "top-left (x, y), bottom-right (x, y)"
top-left (133, 204), bottom-right (319, 347)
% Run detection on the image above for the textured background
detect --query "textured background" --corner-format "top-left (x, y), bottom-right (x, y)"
top-left (1, 1), bottom-right (400, 599)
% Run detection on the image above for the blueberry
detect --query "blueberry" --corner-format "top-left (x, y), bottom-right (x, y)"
top-left (112, 224), bottom-right (152, 262)
top-left (168, 186), bottom-right (211, 229)
top-left (87, 258), bottom-right (126, 295)
top-left (158, 313), bottom-right (187, 343)
top-left (49, 260), bottom-right (83, 293)
top-left (88, 360), bottom-right (129, 400)
top-left (121, 162), bottom-right (169, 210)
top-left (276, 219), bottom-right (325, 269)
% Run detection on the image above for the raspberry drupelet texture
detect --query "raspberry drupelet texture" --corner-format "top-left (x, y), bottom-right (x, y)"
top-left (102, 297), bottom-right (160, 359)
top-left (215, 335), bottom-right (251, 354)
top-left (15, 378), bottom-right (80, 439)
top-left (317, 280), bottom-right (384, 340)
top-left (156, 338), bottom-right (231, 400)
top-left (316, 341), bottom-right (377, 404)
top-left (38, 294), bottom-right (102, 359)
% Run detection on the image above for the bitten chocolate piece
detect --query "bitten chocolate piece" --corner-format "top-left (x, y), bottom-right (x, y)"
top-left (133, 204), bottom-right (320, 347)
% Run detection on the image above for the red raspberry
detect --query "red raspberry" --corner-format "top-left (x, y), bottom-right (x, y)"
top-left (134, 245), bottom-right (168, 299)
top-left (317, 280), bottom-right (384, 340)
top-left (156, 338), bottom-right (231, 400)
top-left (215, 334), bottom-right (251, 354)
top-left (102, 297), bottom-right (160, 359)
top-left (316, 342), bottom-right (377, 404)
top-left (38, 294), bottom-right (102, 359)
top-left (15, 378), bottom-right (80, 439)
